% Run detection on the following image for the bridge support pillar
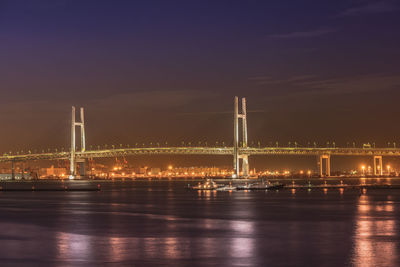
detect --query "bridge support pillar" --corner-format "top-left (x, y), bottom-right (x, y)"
top-left (76, 159), bottom-right (86, 177)
top-left (233, 96), bottom-right (249, 178)
top-left (240, 155), bottom-right (249, 177)
top-left (319, 155), bottom-right (331, 177)
top-left (70, 106), bottom-right (86, 179)
top-left (373, 156), bottom-right (383, 176)
top-left (11, 160), bottom-right (15, 180)
top-left (21, 162), bottom-right (25, 180)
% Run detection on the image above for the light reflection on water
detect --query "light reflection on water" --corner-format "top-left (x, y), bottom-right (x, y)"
top-left (57, 231), bottom-right (93, 261)
top-left (164, 237), bottom-right (183, 259)
top-left (0, 181), bottom-right (400, 266)
top-left (108, 236), bottom-right (127, 262)
top-left (230, 237), bottom-right (255, 259)
top-left (352, 195), bottom-right (398, 267)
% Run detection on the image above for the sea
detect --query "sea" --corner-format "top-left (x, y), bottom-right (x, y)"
top-left (0, 178), bottom-right (399, 266)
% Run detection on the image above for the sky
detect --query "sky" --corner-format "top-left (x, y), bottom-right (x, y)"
top-left (1, 0), bottom-right (400, 169)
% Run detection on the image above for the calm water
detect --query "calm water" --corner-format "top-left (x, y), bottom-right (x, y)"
top-left (0, 180), bottom-right (399, 266)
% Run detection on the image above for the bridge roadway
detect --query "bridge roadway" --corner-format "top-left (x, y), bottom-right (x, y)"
top-left (2, 146), bottom-right (400, 163)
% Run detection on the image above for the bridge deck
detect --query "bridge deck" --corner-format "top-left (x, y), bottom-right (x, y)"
top-left (2, 147), bottom-right (400, 162)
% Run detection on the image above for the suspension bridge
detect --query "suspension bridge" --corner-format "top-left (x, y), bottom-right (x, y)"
top-left (1, 97), bottom-right (399, 178)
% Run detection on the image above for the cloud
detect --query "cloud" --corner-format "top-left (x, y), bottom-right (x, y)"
top-left (339, 0), bottom-right (397, 16)
top-left (249, 73), bottom-right (400, 99)
top-left (248, 74), bottom-right (317, 85)
top-left (248, 76), bottom-right (273, 81)
top-left (178, 109), bottom-right (266, 116)
top-left (302, 74), bottom-right (400, 92)
top-left (0, 89), bottom-right (220, 126)
top-left (282, 74), bottom-right (400, 98)
top-left (268, 29), bottom-right (335, 39)
top-left (87, 89), bottom-right (218, 111)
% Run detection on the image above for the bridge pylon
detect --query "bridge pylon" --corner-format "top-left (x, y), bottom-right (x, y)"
top-left (70, 106), bottom-right (86, 179)
top-left (233, 96), bottom-right (249, 178)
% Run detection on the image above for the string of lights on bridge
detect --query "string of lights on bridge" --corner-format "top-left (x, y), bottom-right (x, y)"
top-left (2, 140), bottom-right (399, 156)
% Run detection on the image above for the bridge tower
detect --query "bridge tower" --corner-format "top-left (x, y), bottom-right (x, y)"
top-left (373, 156), bottom-right (383, 176)
top-left (319, 154), bottom-right (331, 177)
top-left (70, 106), bottom-right (86, 179)
top-left (233, 96), bottom-right (249, 178)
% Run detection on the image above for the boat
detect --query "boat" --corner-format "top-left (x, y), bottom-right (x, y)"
top-left (237, 181), bottom-right (284, 190)
top-left (190, 179), bottom-right (219, 190)
top-left (216, 183), bottom-right (237, 191)
top-left (236, 182), bottom-right (252, 190)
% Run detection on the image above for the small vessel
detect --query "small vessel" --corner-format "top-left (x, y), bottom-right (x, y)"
top-left (216, 182), bottom-right (237, 191)
top-left (190, 179), bottom-right (219, 190)
top-left (236, 182), bottom-right (252, 190)
top-left (237, 181), bottom-right (284, 190)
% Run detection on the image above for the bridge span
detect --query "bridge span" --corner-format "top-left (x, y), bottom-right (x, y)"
top-left (0, 97), bottom-right (397, 178)
top-left (1, 146), bottom-right (399, 177)
top-left (3, 146), bottom-right (400, 161)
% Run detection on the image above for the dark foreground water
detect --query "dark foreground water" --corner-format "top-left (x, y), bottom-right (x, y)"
top-left (0, 180), bottom-right (399, 266)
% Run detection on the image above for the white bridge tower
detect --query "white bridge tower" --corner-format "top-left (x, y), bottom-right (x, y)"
top-left (70, 106), bottom-right (86, 179)
top-left (233, 96), bottom-right (249, 178)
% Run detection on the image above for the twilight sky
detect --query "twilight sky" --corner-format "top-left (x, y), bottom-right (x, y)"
top-left (1, 0), bottom-right (400, 163)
